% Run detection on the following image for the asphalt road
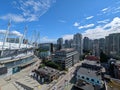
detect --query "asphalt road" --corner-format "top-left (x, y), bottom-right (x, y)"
top-left (50, 62), bottom-right (82, 90)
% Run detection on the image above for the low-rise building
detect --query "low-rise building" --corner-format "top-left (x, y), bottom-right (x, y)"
top-left (34, 66), bottom-right (60, 83)
top-left (75, 60), bottom-right (104, 90)
top-left (53, 48), bottom-right (79, 69)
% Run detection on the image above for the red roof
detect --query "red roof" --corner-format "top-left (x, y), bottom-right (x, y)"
top-left (85, 55), bottom-right (99, 61)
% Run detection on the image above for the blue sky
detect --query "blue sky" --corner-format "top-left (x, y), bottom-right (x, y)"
top-left (0, 0), bottom-right (120, 43)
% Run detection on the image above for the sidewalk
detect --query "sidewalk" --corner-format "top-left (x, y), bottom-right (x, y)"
top-left (0, 57), bottom-right (42, 90)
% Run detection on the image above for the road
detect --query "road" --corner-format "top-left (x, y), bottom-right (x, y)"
top-left (106, 79), bottom-right (120, 90)
top-left (50, 61), bottom-right (82, 90)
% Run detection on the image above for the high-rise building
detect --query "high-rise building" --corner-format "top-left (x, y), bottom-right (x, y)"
top-left (83, 37), bottom-right (93, 53)
top-left (105, 33), bottom-right (120, 56)
top-left (69, 39), bottom-right (73, 48)
top-left (83, 37), bottom-right (89, 51)
top-left (93, 39), bottom-right (99, 56)
top-left (64, 39), bottom-right (73, 48)
top-left (73, 33), bottom-right (82, 55)
top-left (99, 38), bottom-right (105, 52)
top-left (65, 40), bottom-right (70, 48)
top-left (105, 36), bottom-right (109, 55)
top-left (89, 39), bottom-right (93, 51)
top-left (57, 38), bottom-right (63, 50)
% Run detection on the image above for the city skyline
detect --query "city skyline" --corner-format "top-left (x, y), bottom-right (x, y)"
top-left (0, 0), bottom-right (120, 43)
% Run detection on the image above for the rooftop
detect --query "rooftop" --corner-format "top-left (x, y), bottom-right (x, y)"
top-left (83, 60), bottom-right (101, 67)
top-left (77, 67), bottom-right (102, 79)
top-left (75, 80), bottom-right (95, 90)
top-left (57, 48), bottom-right (75, 53)
top-left (85, 55), bottom-right (99, 61)
top-left (115, 61), bottom-right (120, 66)
top-left (0, 42), bottom-right (33, 50)
top-left (36, 66), bottom-right (60, 76)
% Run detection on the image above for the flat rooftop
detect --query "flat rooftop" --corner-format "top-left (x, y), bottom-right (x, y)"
top-left (36, 66), bottom-right (60, 76)
top-left (77, 67), bottom-right (102, 79)
top-left (57, 48), bottom-right (75, 53)
top-left (83, 60), bottom-right (101, 66)
top-left (75, 79), bottom-right (95, 90)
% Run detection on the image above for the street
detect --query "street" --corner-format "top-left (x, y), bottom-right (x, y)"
top-left (49, 61), bottom-right (82, 90)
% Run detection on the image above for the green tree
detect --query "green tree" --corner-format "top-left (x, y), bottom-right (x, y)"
top-left (100, 50), bottom-right (108, 63)
top-left (45, 61), bottom-right (62, 70)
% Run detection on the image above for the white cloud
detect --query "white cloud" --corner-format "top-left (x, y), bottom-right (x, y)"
top-left (97, 19), bottom-right (110, 24)
top-left (101, 8), bottom-right (109, 12)
top-left (100, 7), bottom-right (111, 15)
top-left (0, 14), bottom-right (25, 22)
top-left (17, 0), bottom-right (56, 22)
top-left (78, 24), bottom-right (94, 29)
top-left (41, 36), bottom-right (56, 43)
top-left (10, 31), bottom-right (23, 37)
top-left (103, 17), bottom-right (120, 30)
top-left (62, 34), bottom-right (73, 40)
top-left (59, 20), bottom-right (66, 23)
top-left (73, 22), bottom-right (80, 27)
top-left (100, 5), bottom-right (120, 15)
top-left (83, 26), bottom-right (107, 39)
top-left (73, 22), bottom-right (94, 30)
top-left (82, 17), bottom-right (120, 39)
top-left (0, 30), bottom-right (23, 37)
top-left (0, 0), bottom-right (56, 22)
top-left (86, 16), bottom-right (94, 20)
top-left (0, 30), bottom-right (6, 34)
top-left (41, 17), bottom-right (120, 43)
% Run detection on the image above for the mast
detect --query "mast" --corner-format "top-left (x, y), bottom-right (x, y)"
top-left (1, 21), bottom-right (11, 56)
top-left (30, 32), bottom-right (34, 46)
top-left (19, 26), bottom-right (27, 49)
top-left (37, 31), bottom-right (40, 48)
top-left (25, 26), bottom-right (28, 49)
top-left (2, 21), bottom-right (11, 49)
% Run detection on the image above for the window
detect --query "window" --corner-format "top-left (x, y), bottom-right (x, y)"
top-left (97, 81), bottom-right (99, 83)
top-left (86, 77), bottom-right (89, 80)
top-left (81, 76), bottom-right (84, 79)
top-left (91, 79), bottom-right (94, 82)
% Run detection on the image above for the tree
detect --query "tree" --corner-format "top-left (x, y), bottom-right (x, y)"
top-left (100, 50), bottom-right (108, 63)
top-left (45, 61), bottom-right (62, 70)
